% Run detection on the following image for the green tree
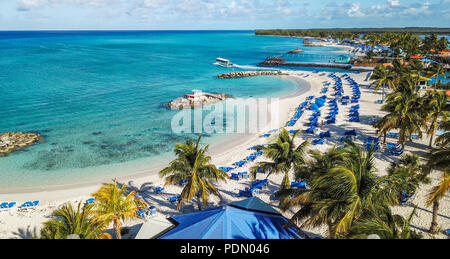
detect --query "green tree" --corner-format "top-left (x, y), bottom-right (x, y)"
top-left (376, 77), bottom-right (423, 149)
top-left (159, 135), bottom-right (228, 211)
top-left (427, 63), bottom-right (446, 89)
top-left (281, 142), bottom-right (385, 237)
top-left (91, 179), bottom-right (147, 239)
top-left (346, 207), bottom-right (421, 239)
top-left (423, 90), bottom-right (449, 147)
top-left (370, 65), bottom-right (396, 101)
top-left (250, 128), bottom-right (309, 192)
top-left (40, 202), bottom-right (111, 239)
top-left (424, 147), bottom-right (450, 234)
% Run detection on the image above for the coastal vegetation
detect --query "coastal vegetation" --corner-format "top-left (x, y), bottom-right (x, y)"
top-left (255, 28), bottom-right (450, 38)
top-left (250, 129), bottom-right (309, 193)
top-left (39, 202), bottom-right (111, 239)
top-left (159, 136), bottom-right (228, 211)
top-left (90, 179), bottom-right (147, 239)
top-left (276, 141), bottom-right (426, 239)
top-left (39, 179), bottom-right (146, 239)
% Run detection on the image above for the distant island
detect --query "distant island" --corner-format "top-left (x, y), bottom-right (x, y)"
top-left (255, 27), bottom-right (450, 38)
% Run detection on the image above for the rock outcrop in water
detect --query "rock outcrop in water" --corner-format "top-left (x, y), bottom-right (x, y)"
top-left (168, 90), bottom-right (231, 109)
top-left (0, 132), bottom-right (42, 156)
top-left (218, 70), bottom-right (288, 79)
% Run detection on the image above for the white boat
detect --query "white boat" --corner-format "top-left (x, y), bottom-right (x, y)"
top-left (214, 58), bottom-right (233, 67)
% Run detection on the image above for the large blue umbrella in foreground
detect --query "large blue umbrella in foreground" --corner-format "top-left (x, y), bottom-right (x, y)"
top-left (157, 197), bottom-right (304, 239)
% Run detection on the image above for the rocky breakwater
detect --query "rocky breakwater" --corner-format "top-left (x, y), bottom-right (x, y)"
top-left (217, 70), bottom-right (288, 79)
top-left (168, 90), bottom-right (231, 110)
top-left (0, 132), bottom-right (42, 156)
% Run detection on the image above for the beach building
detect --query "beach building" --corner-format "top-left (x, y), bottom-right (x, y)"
top-left (135, 197), bottom-right (305, 239)
top-left (334, 54), bottom-right (352, 64)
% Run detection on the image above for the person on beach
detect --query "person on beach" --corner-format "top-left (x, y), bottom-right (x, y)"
top-left (321, 120), bottom-right (325, 129)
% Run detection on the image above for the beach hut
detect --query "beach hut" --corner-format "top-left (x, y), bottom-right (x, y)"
top-left (151, 197), bottom-right (304, 239)
top-left (334, 54), bottom-right (351, 64)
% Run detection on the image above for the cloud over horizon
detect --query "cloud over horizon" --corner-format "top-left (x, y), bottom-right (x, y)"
top-left (0, 0), bottom-right (448, 30)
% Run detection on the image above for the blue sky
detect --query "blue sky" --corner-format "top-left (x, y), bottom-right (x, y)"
top-left (0, 0), bottom-right (449, 30)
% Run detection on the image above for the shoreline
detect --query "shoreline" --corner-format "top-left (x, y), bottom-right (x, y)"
top-left (0, 75), bottom-right (311, 197)
top-left (1, 70), bottom-right (448, 239)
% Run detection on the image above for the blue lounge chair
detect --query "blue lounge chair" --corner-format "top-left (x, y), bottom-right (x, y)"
top-left (179, 179), bottom-right (188, 186)
top-left (154, 187), bottom-right (164, 194)
top-left (240, 172), bottom-right (250, 179)
top-left (388, 132), bottom-right (399, 138)
top-left (327, 118), bottom-right (336, 124)
top-left (250, 145), bottom-right (264, 150)
top-left (169, 195), bottom-right (181, 203)
top-left (262, 133), bottom-right (271, 137)
top-left (319, 131), bottom-right (331, 138)
top-left (389, 149), bottom-right (404, 156)
top-left (313, 138), bottom-right (326, 145)
top-left (231, 173), bottom-right (240, 180)
top-left (136, 209), bottom-right (146, 218)
top-left (386, 143), bottom-right (401, 150)
top-left (291, 181), bottom-right (307, 189)
top-left (412, 135), bottom-right (420, 140)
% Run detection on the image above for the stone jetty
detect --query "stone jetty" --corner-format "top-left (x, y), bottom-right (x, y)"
top-left (217, 70), bottom-right (288, 79)
top-left (168, 90), bottom-right (230, 109)
top-left (0, 132), bottom-right (42, 156)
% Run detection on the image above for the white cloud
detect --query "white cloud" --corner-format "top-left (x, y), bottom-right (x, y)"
top-left (388, 0), bottom-right (400, 7)
top-left (347, 3), bottom-right (364, 17)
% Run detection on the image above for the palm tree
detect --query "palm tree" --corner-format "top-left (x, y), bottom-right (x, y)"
top-left (282, 142), bottom-right (383, 237)
top-left (294, 146), bottom-right (344, 183)
top-left (427, 63), bottom-right (446, 89)
top-left (426, 170), bottom-right (450, 234)
top-left (435, 120), bottom-right (450, 148)
top-left (377, 77), bottom-right (423, 149)
top-left (250, 128), bottom-right (309, 191)
top-left (91, 179), bottom-right (147, 239)
top-left (40, 202), bottom-right (111, 239)
top-left (346, 206), bottom-right (421, 239)
top-left (370, 65), bottom-right (396, 101)
top-left (159, 135), bottom-right (228, 211)
top-left (423, 90), bottom-right (449, 147)
top-left (425, 147), bottom-right (450, 234)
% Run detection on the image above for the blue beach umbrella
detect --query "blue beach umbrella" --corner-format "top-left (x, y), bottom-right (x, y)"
top-left (310, 103), bottom-right (319, 111)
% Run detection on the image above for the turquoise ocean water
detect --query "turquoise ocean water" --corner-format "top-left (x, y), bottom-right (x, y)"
top-left (0, 31), bottom-right (345, 190)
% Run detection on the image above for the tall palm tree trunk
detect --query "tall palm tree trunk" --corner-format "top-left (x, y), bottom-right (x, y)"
top-left (114, 220), bottom-right (121, 239)
top-left (430, 201), bottom-right (439, 234)
top-left (429, 135), bottom-right (434, 148)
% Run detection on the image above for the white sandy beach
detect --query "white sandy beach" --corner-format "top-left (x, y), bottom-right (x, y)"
top-left (0, 70), bottom-right (448, 239)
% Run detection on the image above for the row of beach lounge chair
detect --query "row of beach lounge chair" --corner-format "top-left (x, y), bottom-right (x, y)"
top-left (0, 201), bottom-right (39, 211)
